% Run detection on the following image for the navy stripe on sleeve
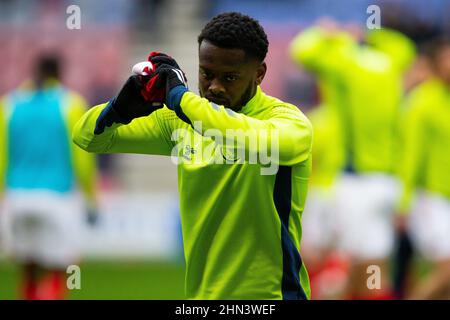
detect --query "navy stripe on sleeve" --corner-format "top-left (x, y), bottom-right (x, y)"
top-left (273, 166), bottom-right (307, 300)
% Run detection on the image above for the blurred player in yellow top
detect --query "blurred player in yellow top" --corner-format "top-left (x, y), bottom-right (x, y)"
top-left (300, 95), bottom-right (347, 299)
top-left (396, 37), bottom-right (450, 299)
top-left (0, 54), bottom-right (97, 299)
top-left (290, 21), bottom-right (415, 299)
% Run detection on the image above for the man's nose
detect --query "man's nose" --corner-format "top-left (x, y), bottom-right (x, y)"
top-left (208, 78), bottom-right (225, 95)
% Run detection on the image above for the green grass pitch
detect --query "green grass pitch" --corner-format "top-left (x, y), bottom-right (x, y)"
top-left (0, 259), bottom-right (186, 300)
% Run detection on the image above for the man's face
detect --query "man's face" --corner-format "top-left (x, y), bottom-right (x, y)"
top-left (198, 40), bottom-right (266, 111)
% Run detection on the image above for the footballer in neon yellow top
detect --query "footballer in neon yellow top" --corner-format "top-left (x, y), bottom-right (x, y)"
top-left (73, 13), bottom-right (313, 299)
top-left (289, 24), bottom-right (416, 300)
top-left (290, 26), bottom-right (415, 174)
top-left (395, 37), bottom-right (450, 300)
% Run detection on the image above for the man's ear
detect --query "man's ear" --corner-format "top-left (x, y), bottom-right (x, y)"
top-left (255, 62), bottom-right (267, 85)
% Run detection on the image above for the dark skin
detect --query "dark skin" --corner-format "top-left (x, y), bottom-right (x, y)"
top-left (198, 40), bottom-right (267, 111)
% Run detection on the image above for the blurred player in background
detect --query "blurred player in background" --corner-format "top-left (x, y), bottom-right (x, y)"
top-left (73, 12), bottom-right (313, 300)
top-left (0, 54), bottom-right (98, 300)
top-left (391, 41), bottom-right (436, 300)
top-left (299, 101), bottom-right (348, 299)
top-left (395, 37), bottom-right (450, 300)
top-left (290, 20), bottom-right (415, 299)
top-left (289, 22), bottom-right (353, 299)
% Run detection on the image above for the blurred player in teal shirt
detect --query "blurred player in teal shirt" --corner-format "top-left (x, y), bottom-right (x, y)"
top-left (0, 55), bottom-right (97, 299)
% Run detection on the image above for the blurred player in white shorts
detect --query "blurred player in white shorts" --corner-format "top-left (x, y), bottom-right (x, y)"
top-left (334, 172), bottom-right (399, 298)
top-left (409, 193), bottom-right (450, 263)
top-left (0, 54), bottom-right (97, 299)
top-left (335, 174), bottom-right (399, 261)
top-left (2, 191), bottom-right (83, 269)
top-left (396, 37), bottom-right (450, 299)
top-left (290, 22), bottom-right (415, 299)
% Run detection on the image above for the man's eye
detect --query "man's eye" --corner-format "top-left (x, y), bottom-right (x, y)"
top-left (225, 75), bottom-right (237, 82)
top-left (201, 72), bottom-right (212, 80)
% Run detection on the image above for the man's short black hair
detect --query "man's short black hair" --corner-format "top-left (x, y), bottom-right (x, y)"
top-left (198, 12), bottom-right (269, 62)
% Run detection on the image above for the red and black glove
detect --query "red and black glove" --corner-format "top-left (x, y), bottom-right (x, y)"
top-left (147, 52), bottom-right (182, 69)
top-left (94, 53), bottom-right (185, 135)
top-left (139, 52), bottom-right (186, 103)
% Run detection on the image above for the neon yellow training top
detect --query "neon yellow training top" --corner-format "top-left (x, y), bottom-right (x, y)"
top-left (73, 86), bottom-right (313, 300)
top-left (397, 79), bottom-right (450, 212)
top-left (290, 27), bottom-right (414, 174)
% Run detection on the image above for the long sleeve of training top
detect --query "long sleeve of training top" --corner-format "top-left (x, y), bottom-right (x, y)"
top-left (73, 86), bottom-right (312, 167)
top-left (289, 26), bottom-right (357, 78)
top-left (73, 103), bottom-right (180, 156)
top-left (365, 28), bottom-right (416, 73)
top-left (178, 89), bottom-right (312, 166)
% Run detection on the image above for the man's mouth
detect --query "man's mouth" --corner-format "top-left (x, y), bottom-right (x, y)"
top-left (206, 95), bottom-right (229, 106)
